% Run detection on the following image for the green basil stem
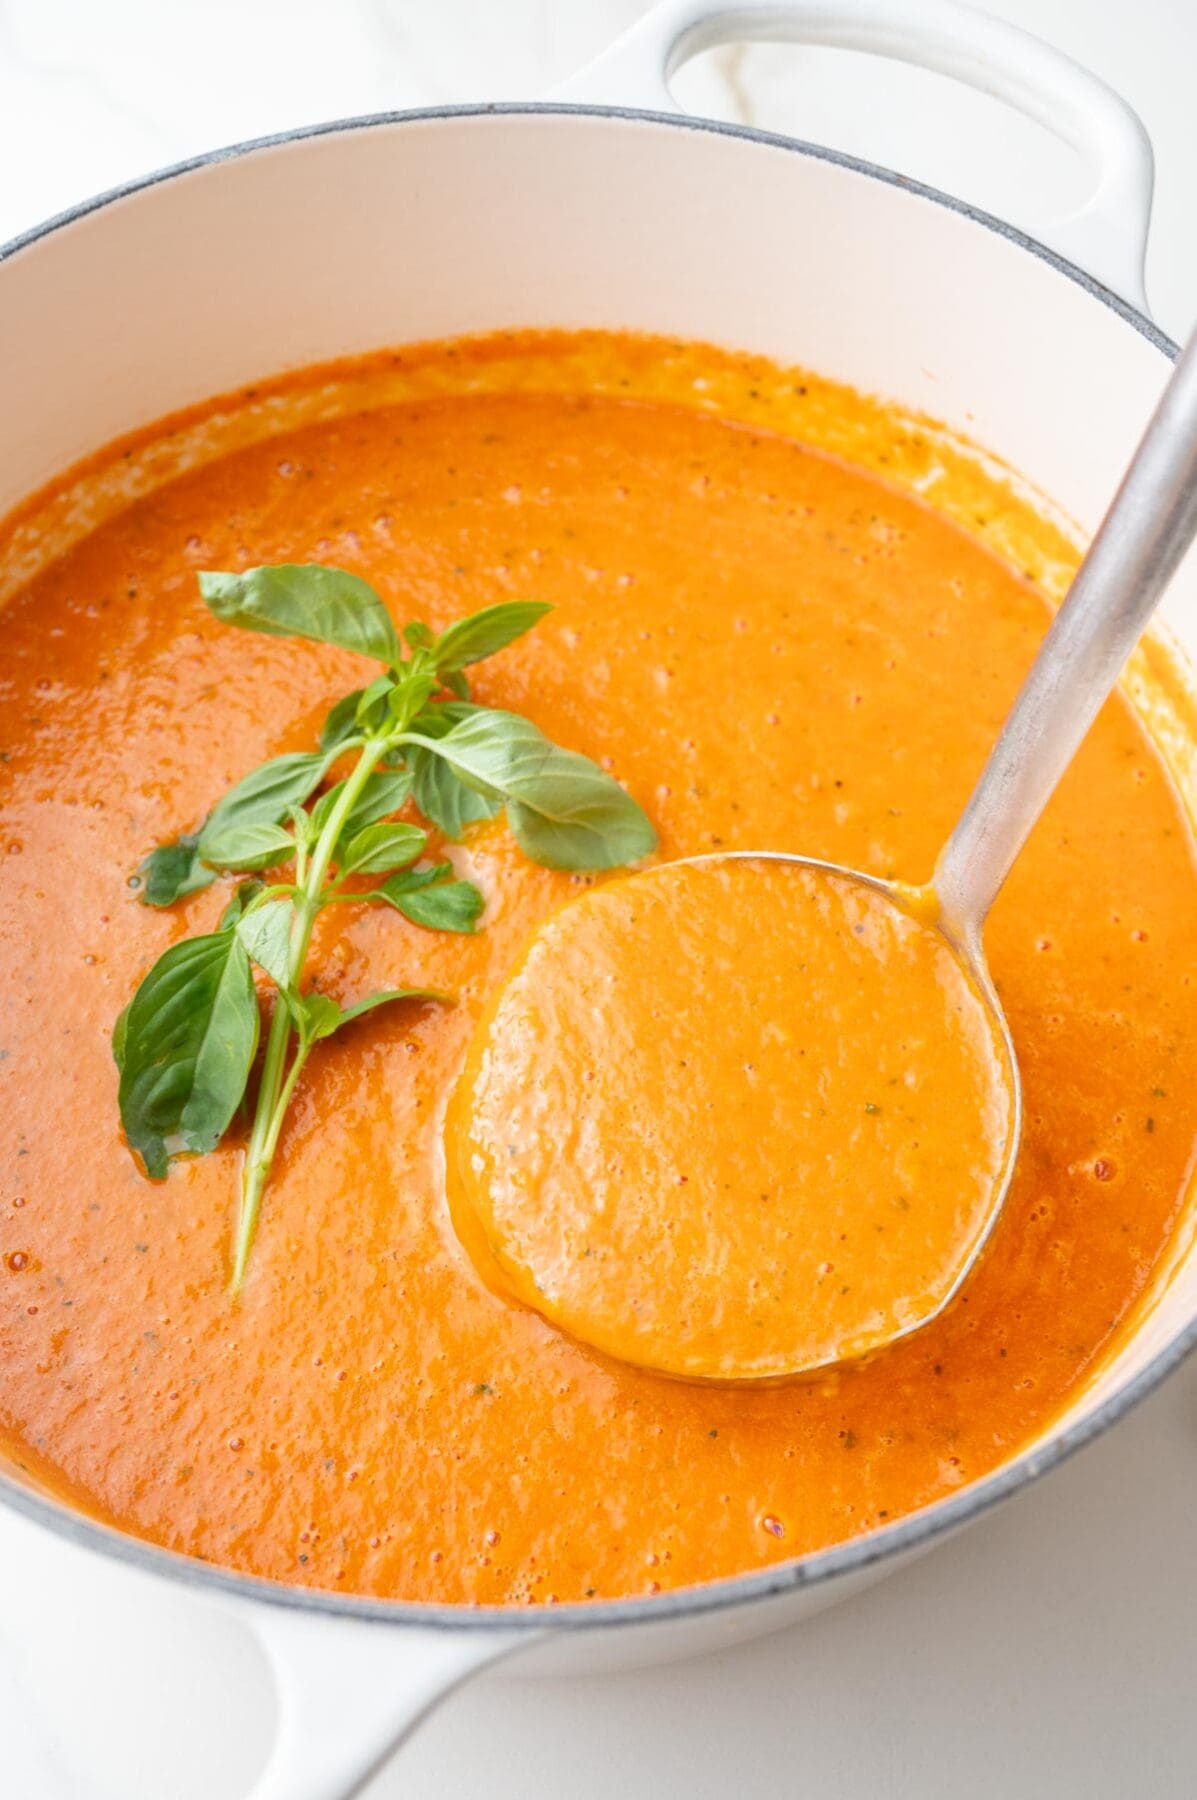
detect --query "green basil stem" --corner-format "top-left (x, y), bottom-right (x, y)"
top-left (231, 734), bottom-right (387, 1290)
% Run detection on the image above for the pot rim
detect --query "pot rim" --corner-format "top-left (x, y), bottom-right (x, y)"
top-left (0, 99), bottom-right (1189, 1637)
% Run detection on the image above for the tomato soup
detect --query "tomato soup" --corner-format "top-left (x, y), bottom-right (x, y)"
top-left (1, 331), bottom-right (1195, 1605)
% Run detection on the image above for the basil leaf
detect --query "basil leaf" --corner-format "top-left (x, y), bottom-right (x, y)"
top-left (378, 870), bottom-right (483, 933)
top-left (198, 565), bottom-right (402, 665)
top-left (318, 674), bottom-right (404, 754)
top-left (199, 822), bottom-right (296, 872)
top-left (404, 621), bottom-right (435, 650)
top-left (402, 702), bottom-right (498, 838)
top-left (204, 750), bottom-right (331, 840)
top-left (141, 754), bottom-right (329, 905)
top-left (235, 899), bottom-right (294, 990)
top-left (287, 803), bottom-right (315, 849)
top-left (356, 673), bottom-right (396, 730)
top-left (409, 747), bottom-right (501, 839)
top-left (296, 986), bottom-right (441, 1045)
top-left (337, 768), bottom-right (414, 838)
top-left (117, 932), bottom-right (259, 1180)
top-left (434, 600), bottom-right (552, 672)
top-left (295, 992), bottom-right (343, 1044)
top-left (442, 669), bottom-right (470, 701)
top-left (311, 766), bottom-right (413, 842)
top-left (409, 700), bottom-right (483, 739)
top-left (403, 702), bottom-right (493, 835)
top-left (506, 785), bottom-right (654, 870)
top-left (389, 670), bottom-right (439, 723)
top-left (309, 780), bottom-right (347, 837)
top-left (374, 860), bottom-right (451, 894)
top-left (340, 988), bottom-right (442, 1022)
top-left (319, 688), bottom-right (366, 752)
top-left (339, 821), bottom-right (427, 876)
top-left (406, 709), bottom-right (657, 870)
top-left (138, 837), bottom-right (215, 908)
top-left (218, 881), bottom-right (265, 929)
top-left (111, 999), bottom-right (131, 1073)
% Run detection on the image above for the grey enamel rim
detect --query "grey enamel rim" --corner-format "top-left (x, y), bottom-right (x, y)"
top-left (0, 101), bottom-right (1190, 1636)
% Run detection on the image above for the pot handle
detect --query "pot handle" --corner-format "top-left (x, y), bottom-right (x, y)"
top-left (238, 1601), bottom-right (531, 1800)
top-left (553, 0), bottom-right (1154, 313)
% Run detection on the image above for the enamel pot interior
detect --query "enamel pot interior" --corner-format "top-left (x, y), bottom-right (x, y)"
top-left (1, 107), bottom-right (1194, 1665)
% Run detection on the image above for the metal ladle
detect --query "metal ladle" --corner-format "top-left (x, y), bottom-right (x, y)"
top-left (453, 331), bottom-right (1197, 1382)
top-left (909, 326), bottom-right (1197, 1334)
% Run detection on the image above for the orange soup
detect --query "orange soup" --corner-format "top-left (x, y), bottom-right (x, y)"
top-left (448, 857), bottom-right (1014, 1380)
top-left (2, 330), bottom-right (1195, 1605)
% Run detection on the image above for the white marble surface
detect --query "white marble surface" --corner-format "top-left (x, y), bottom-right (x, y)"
top-left (2, 2), bottom-right (1197, 1795)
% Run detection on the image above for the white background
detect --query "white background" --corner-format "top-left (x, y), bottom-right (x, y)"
top-left (2, 2), bottom-right (1196, 1795)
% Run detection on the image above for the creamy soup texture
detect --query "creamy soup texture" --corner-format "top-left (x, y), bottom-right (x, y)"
top-left (1, 331), bottom-right (1195, 1605)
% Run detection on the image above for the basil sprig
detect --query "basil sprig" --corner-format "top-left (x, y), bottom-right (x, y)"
top-left (113, 929), bottom-right (259, 1180)
top-left (115, 563), bottom-right (655, 1288)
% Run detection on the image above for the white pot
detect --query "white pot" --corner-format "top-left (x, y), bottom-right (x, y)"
top-left (1, 3), bottom-right (1191, 1796)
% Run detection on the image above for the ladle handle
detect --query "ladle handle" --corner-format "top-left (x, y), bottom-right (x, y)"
top-left (935, 332), bottom-right (1197, 942)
